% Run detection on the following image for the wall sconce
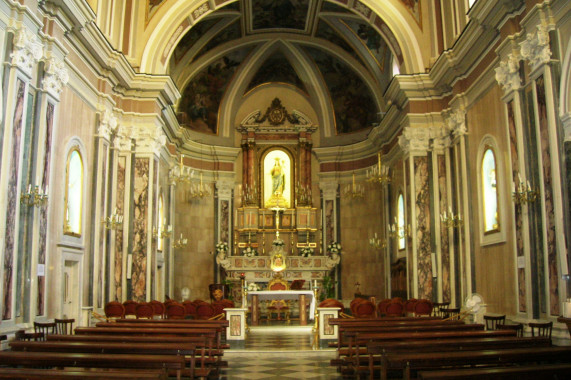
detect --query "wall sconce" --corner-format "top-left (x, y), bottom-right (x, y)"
top-left (369, 233), bottom-right (387, 250)
top-left (171, 154), bottom-right (193, 183)
top-left (240, 182), bottom-right (258, 206)
top-left (366, 152), bottom-right (391, 185)
top-left (103, 208), bottom-right (123, 230)
top-left (173, 233), bottom-right (188, 249)
top-left (388, 219), bottom-right (411, 238)
top-left (440, 209), bottom-right (463, 228)
top-left (153, 223), bottom-right (172, 239)
top-left (295, 182), bottom-right (312, 206)
top-left (342, 173), bottom-right (365, 199)
top-left (512, 178), bottom-right (539, 204)
top-left (20, 184), bottom-right (48, 207)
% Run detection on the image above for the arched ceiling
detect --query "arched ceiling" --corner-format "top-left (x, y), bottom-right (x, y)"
top-left (139, 0), bottom-right (424, 143)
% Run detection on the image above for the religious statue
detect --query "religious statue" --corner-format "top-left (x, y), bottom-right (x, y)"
top-left (266, 157), bottom-right (287, 208)
top-left (270, 238), bottom-right (287, 272)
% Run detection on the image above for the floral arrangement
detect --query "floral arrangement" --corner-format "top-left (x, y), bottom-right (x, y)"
top-left (216, 242), bottom-right (228, 254)
top-left (247, 282), bottom-right (259, 292)
top-left (299, 247), bottom-right (314, 257)
top-left (242, 246), bottom-right (257, 257)
top-left (327, 241), bottom-right (342, 255)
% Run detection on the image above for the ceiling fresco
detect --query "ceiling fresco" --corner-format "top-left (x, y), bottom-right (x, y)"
top-left (170, 0), bottom-right (396, 137)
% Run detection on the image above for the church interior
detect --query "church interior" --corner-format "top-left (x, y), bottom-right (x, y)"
top-left (1, 0), bottom-right (571, 378)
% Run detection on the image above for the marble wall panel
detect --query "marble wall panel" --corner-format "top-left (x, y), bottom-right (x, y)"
top-left (2, 79), bottom-right (25, 320)
top-left (132, 158), bottom-right (149, 302)
top-left (220, 200), bottom-right (229, 243)
top-left (151, 159), bottom-right (158, 300)
top-left (405, 159), bottom-right (413, 296)
top-left (114, 156), bottom-right (126, 301)
top-left (415, 156), bottom-right (432, 300)
top-left (507, 101), bottom-right (526, 312)
top-left (536, 76), bottom-right (559, 316)
top-left (36, 102), bottom-right (54, 316)
top-left (438, 155), bottom-right (451, 302)
top-left (97, 144), bottom-right (108, 308)
top-left (325, 200), bottom-right (334, 245)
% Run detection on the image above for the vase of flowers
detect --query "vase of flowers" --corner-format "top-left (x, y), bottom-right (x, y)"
top-left (327, 241), bottom-right (342, 256)
top-left (247, 282), bottom-right (260, 292)
top-left (242, 246), bottom-right (257, 257)
top-left (300, 247), bottom-right (314, 257)
top-left (216, 241), bottom-right (228, 253)
top-left (272, 239), bottom-right (285, 247)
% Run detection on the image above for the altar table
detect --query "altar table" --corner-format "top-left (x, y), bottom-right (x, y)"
top-left (247, 290), bottom-right (315, 326)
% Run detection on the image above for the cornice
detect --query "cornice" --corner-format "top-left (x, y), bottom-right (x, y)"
top-left (313, 139), bottom-right (376, 165)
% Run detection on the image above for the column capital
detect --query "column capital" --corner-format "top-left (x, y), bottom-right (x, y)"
top-left (216, 180), bottom-right (234, 199)
top-left (42, 56), bottom-right (69, 99)
top-left (319, 181), bottom-right (338, 199)
top-left (443, 108), bottom-right (467, 139)
top-left (398, 127), bottom-right (431, 155)
top-left (133, 125), bottom-right (167, 155)
top-left (520, 23), bottom-right (552, 72)
top-left (114, 125), bottom-right (135, 152)
top-left (10, 27), bottom-right (43, 77)
top-left (97, 110), bottom-right (118, 141)
top-left (495, 53), bottom-right (521, 94)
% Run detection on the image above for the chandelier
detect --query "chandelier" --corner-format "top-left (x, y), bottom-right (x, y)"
top-left (342, 173), bottom-right (364, 199)
top-left (367, 152), bottom-right (391, 185)
top-left (170, 154), bottom-right (193, 183)
top-left (189, 171), bottom-right (212, 199)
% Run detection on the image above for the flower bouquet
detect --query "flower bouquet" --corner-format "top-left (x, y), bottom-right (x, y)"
top-left (299, 247), bottom-right (314, 257)
top-left (272, 239), bottom-right (285, 247)
top-left (247, 282), bottom-right (260, 292)
top-left (242, 246), bottom-right (257, 257)
top-left (327, 241), bottom-right (342, 256)
top-left (216, 241), bottom-right (228, 254)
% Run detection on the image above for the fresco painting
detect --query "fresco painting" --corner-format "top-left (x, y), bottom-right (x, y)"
top-left (252, 0), bottom-right (310, 30)
top-left (246, 51), bottom-right (307, 94)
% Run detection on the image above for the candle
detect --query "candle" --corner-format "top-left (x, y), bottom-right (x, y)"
top-left (28, 184), bottom-right (31, 193)
top-left (314, 280), bottom-right (317, 288)
top-left (378, 152), bottom-right (382, 171)
top-left (180, 154), bottom-right (183, 170)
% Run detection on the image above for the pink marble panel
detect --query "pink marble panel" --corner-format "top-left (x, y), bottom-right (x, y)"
top-left (132, 158), bottom-right (149, 302)
top-left (325, 200), bottom-right (334, 245)
top-left (536, 76), bottom-right (559, 315)
top-left (114, 156), bottom-right (126, 301)
top-left (2, 79), bottom-right (26, 320)
top-left (220, 200), bottom-right (229, 242)
top-left (508, 101), bottom-right (526, 312)
top-left (438, 155), bottom-right (450, 302)
top-left (415, 156), bottom-right (432, 300)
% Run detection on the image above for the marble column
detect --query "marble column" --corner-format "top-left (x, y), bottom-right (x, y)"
top-left (0, 27), bottom-right (43, 320)
top-left (215, 180), bottom-right (234, 283)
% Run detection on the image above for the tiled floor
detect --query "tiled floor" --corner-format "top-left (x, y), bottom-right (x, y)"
top-left (219, 322), bottom-right (342, 379)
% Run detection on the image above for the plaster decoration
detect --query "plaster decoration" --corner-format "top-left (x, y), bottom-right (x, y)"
top-left (132, 125), bottom-right (167, 154)
top-left (353, 1), bottom-right (371, 18)
top-left (430, 125), bottom-right (452, 150)
top-left (215, 180), bottom-right (234, 199)
top-left (495, 54), bottom-right (522, 93)
top-left (291, 110), bottom-right (312, 126)
top-left (398, 127), bottom-right (431, 154)
top-left (42, 57), bottom-right (69, 98)
top-left (319, 181), bottom-right (338, 199)
top-left (10, 27), bottom-right (43, 76)
top-left (241, 110), bottom-right (262, 127)
top-left (98, 110), bottom-right (118, 140)
top-left (325, 252), bottom-right (341, 269)
top-left (444, 109), bottom-right (467, 138)
top-left (192, 2), bottom-right (210, 20)
top-left (114, 126), bottom-right (135, 152)
top-left (520, 24), bottom-right (552, 72)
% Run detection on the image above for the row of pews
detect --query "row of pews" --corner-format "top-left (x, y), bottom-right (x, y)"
top-left (0, 318), bottom-right (229, 379)
top-left (329, 316), bottom-right (571, 379)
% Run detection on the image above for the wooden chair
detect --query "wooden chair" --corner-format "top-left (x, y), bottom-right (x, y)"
top-left (149, 300), bottom-right (165, 319)
top-left (195, 303), bottom-right (216, 320)
top-left (441, 307), bottom-right (461, 320)
top-left (353, 300), bottom-right (376, 318)
top-left (165, 302), bottom-right (186, 319)
top-left (182, 300), bottom-right (197, 318)
top-left (413, 299), bottom-right (433, 317)
top-left (484, 314), bottom-right (506, 330)
top-left (404, 298), bottom-right (418, 316)
top-left (54, 318), bottom-right (75, 335)
top-left (385, 299), bottom-right (405, 317)
top-left (135, 303), bottom-right (154, 319)
top-left (104, 301), bottom-right (125, 319)
top-left (432, 301), bottom-right (450, 317)
top-left (123, 300), bottom-right (138, 318)
top-left (529, 321), bottom-right (553, 339)
top-left (14, 329), bottom-right (43, 341)
top-left (498, 322), bottom-right (524, 337)
top-left (33, 321), bottom-right (56, 341)
top-left (377, 299), bottom-right (391, 316)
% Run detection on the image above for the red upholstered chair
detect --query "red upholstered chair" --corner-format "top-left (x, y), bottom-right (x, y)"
top-left (377, 299), bottom-right (391, 317)
top-left (135, 302), bottom-right (154, 319)
top-left (385, 299), bottom-right (405, 317)
top-left (165, 302), bottom-right (186, 319)
top-left (150, 300), bottom-right (165, 319)
top-left (104, 301), bottom-right (125, 320)
top-left (413, 299), bottom-right (433, 317)
top-left (318, 298), bottom-right (344, 310)
top-left (123, 300), bottom-right (138, 318)
top-left (353, 300), bottom-right (376, 318)
top-left (404, 298), bottom-right (418, 316)
top-left (212, 299), bottom-right (234, 317)
top-left (182, 300), bottom-right (197, 318)
top-left (350, 298), bottom-right (366, 315)
top-left (196, 303), bottom-right (216, 320)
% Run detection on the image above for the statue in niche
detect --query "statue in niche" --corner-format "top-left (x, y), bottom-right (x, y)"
top-left (271, 158), bottom-right (285, 197)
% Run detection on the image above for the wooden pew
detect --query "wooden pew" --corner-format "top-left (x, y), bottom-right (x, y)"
top-left (379, 346), bottom-right (571, 380)
top-left (0, 351), bottom-right (186, 380)
top-left (114, 318), bottom-right (229, 326)
top-left (363, 336), bottom-right (552, 378)
top-left (10, 341), bottom-right (202, 379)
top-left (328, 316), bottom-right (442, 325)
top-left (417, 363), bottom-right (571, 379)
top-left (0, 368), bottom-right (167, 379)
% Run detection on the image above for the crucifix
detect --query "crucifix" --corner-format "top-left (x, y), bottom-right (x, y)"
top-left (270, 198), bottom-right (285, 239)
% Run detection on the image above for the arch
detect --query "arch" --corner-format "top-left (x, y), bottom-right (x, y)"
top-left (260, 147), bottom-right (294, 209)
top-left (63, 142), bottom-right (85, 237)
top-left (139, 0), bottom-right (423, 75)
top-left (397, 192), bottom-right (405, 250)
top-left (476, 135), bottom-right (506, 246)
top-left (158, 193), bottom-right (165, 251)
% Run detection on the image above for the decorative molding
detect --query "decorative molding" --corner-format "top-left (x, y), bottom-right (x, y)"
top-left (319, 181), bottom-right (338, 199)
top-left (430, 125), bottom-right (452, 151)
top-left (398, 127), bottom-right (432, 154)
top-left (114, 126), bottom-right (135, 152)
top-left (133, 125), bottom-right (167, 155)
top-left (520, 24), bottom-right (552, 72)
top-left (216, 180), bottom-right (234, 199)
top-left (97, 110), bottom-right (118, 140)
top-left (238, 98), bottom-right (317, 134)
top-left (444, 109), bottom-right (467, 138)
top-left (10, 27), bottom-right (43, 76)
top-left (42, 56), bottom-right (69, 98)
top-left (495, 53), bottom-right (521, 94)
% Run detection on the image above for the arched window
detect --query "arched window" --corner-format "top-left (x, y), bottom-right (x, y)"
top-left (158, 194), bottom-right (165, 251)
top-left (481, 148), bottom-right (499, 233)
top-left (64, 149), bottom-right (83, 236)
top-left (397, 193), bottom-right (405, 250)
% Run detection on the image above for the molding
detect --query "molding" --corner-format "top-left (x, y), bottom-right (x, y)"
top-left (319, 181), bottom-right (338, 199)
top-left (562, 113), bottom-right (571, 141)
top-left (215, 180), bottom-right (234, 199)
top-left (520, 24), bottom-right (552, 73)
top-left (10, 26), bottom-right (43, 76)
top-left (42, 55), bottom-right (69, 99)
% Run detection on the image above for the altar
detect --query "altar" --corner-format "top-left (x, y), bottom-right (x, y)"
top-left (247, 290), bottom-right (315, 326)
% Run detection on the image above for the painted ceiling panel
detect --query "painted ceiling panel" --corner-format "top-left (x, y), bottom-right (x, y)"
top-left (251, 0), bottom-right (310, 31)
top-left (246, 50), bottom-right (308, 94)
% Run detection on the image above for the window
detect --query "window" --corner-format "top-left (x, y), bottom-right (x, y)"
top-left (481, 148), bottom-right (499, 233)
top-left (64, 149), bottom-right (83, 236)
top-left (158, 194), bottom-right (164, 251)
top-left (397, 193), bottom-right (405, 250)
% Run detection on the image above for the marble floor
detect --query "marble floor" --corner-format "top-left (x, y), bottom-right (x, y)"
top-left (219, 322), bottom-right (342, 379)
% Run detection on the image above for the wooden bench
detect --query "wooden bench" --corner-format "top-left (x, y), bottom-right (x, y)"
top-left (380, 346), bottom-right (571, 380)
top-left (0, 351), bottom-right (186, 380)
top-left (10, 341), bottom-right (203, 379)
top-left (418, 363), bottom-right (571, 379)
top-left (0, 368), bottom-right (167, 379)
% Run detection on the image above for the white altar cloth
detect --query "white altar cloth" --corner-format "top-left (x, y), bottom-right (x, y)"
top-left (247, 290), bottom-right (315, 320)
